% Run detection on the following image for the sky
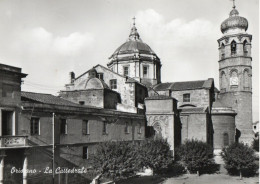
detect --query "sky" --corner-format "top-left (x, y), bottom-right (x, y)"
top-left (0, 0), bottom-right (258, 121)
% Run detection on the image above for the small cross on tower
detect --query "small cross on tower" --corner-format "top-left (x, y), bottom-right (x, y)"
top-left (132, 16), bottom-right (136, 26)
top-left (231, 0), bottom-right (236, 8)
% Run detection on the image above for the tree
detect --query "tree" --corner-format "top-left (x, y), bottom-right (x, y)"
top-left (252, 138), bottom-right (259, 152)
top-left (93, 141), bottom-right (139, 181)
top-left (176, 139), bottom-right (216, 175)
top-left (93, 138), bottom-right (175, 181)
top-left (221, 142), bottom-right (258, 179)
top-left (136, 137), bottom-right (174, 174)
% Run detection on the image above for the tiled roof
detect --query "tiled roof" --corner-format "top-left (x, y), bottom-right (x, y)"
top-left (21, 91), bottom-right (80, 106)
top-left (212, 100), bottom-right (229, 108)
top-left (171, 81), bottom-right (205, 91)
top-left (153, 79), bottom-right (213, 91)
top-left (126, 77), bottom-right (147, 87)
top-left (180, 107), bottom-right (206, 113)
top-left (153, 83), bottom-right (172, 91)
top-left (145, 95), bottom-right (175, 100)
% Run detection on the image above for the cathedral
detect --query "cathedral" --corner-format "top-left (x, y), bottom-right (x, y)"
top-left (61, 3), bottom-right (254, 152)
top-left (0, 2), bottom-right (255, 183)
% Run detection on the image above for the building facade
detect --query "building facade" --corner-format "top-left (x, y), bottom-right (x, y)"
top-left (0, 3), bottom-right (255, 184)
top-left (0, 64), bottom-right (146, 183)
top-left (145, 4), bottom-right (253, 153)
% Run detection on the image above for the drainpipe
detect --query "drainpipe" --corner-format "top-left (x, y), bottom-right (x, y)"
top-left (52, 113), bottom-right (55, 184)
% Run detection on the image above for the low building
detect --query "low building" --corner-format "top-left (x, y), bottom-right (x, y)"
top-left (0, 64), bottom-right (145, 183)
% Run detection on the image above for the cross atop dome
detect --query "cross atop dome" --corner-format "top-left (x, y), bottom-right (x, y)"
top-left (231, 0), bottom-right (236, 9)
top-left (229, 0), bottom-right (239, 17)
top-left (129, 16), bottom-right (140, 40)
top-left (132, 16), bottom-right (136, 26)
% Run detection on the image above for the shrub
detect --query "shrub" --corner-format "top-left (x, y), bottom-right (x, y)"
top-left (176, 139), bottom-right (216, 175)
top-left (221, 142), bottom-right (258, 178)
top-left (136, 137), bottom-right (174, 174)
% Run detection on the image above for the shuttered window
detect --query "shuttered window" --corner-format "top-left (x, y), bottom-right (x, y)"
top-left (60, 119), bottom-right (67, 135)
top-left (30, 117), bottom-right (40, 135)
top-left (83, 146), bottom-right (88, 159)
top-left (82, 120), bottom-right (89, 135)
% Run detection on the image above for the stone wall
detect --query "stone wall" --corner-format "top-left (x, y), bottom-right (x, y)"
top-left (180, 113), bottom-right (208, 142)
top-left (145, 97), bottom-right (179, 152)
top-left (219, 92), bottom-right (253, 144)
top-left (59, 90), bottom-right (104, 108)
top-left (171, 89), bottom-right (210, 109)
top-left (211, 110), bottom-right (236, 149)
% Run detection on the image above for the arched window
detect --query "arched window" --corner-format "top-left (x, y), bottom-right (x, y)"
top-left (243, 69), bottom-right (250, 89)
top-left (153, 122), bottom-right (162, 137)
top-left (221, 71), bottom-right (226, 90)
top-left (221, 43), bottom-right (225, 59)
top-left (231, 40), bottom-right (236, 55)
top-left (223, 133), bottom-right (229, 146)
top-left (243, 40), bottom-right (248, 55)
top-left (230, 70), bottom-right (238, 86)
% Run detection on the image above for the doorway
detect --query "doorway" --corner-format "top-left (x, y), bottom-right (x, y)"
top-left (2, 110), bottom-right (14, 135)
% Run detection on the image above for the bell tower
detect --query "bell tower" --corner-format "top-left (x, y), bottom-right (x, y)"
top-left (217, 2), bottom-right (253, 144)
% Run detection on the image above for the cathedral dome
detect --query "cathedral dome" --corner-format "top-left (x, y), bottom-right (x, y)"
top-left (221, 7), bottom-right (248, 33)
top-left (109, 23), bottom-right (157, 59)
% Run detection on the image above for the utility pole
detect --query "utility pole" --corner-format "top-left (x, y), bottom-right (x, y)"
top-left (52, 112), bottom-right (55, 184)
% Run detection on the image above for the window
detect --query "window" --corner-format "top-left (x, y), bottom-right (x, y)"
top-left (2, 84), bottom-right (14, 98)
top-left (125, 122), bottom-right (129, 134)
top-left (243, 40), bottom-right (248, 54)
top-left (83, 146), bottom-right (88, 159)
top-left (30, 117), bottom-right (40, 135)
top-left (123, 66), bottom-right (129, 76)
top-left (243, 69), bottom-right (250, 89)
top-left (183, 94), bottom-right (190, 102)
top-left (2, 110), bottom-right (14, 136)
top-left (223, 133), bottom-right (229, 146)
top-left (221, 71), bottom-right (226, 90)
top-left (103, 121), bottom-right (107, 134)
top-left (254, 126), bottom-right (256, 130)
top-left (221, 43), bottom-right (225, 59)
top-left (110, 79), bottom-right (117, 89)
top-left (231, 40), bottom-right (236, 55)
top-left (230, 70), bottom-right (238, 86)
top-left (97, 73), bottom-right (104, 80)
top-left (60, 119), bottom-right (67, 135)
top-left (138, 123), bottom-right (142, 134)
top-left (143, 66), bottom-right (148, 78)
top-left (82, 120), bottom-right (89, 135)
top-left (79, 101), bottom-right (85, 105)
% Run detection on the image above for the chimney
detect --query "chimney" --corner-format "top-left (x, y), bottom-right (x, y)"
top-left (70, 72), bottom-right (75, 83)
